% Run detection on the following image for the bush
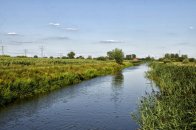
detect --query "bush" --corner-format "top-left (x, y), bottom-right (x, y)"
top-left (182, 58), bottom-right (189, 64)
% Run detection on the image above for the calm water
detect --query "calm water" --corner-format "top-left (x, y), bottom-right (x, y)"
top-left (0, 65), bottom-right (157, 130)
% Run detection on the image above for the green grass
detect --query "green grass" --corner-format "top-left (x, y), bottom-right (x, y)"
top-left (0, 57), bottom-right (134, 106)
top-left (133, 62), bottom-right (196, 130)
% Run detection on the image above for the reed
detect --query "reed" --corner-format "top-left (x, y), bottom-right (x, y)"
top-left (133, 62), bottom-right (196, 130)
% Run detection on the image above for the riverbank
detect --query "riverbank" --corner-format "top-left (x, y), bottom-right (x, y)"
top-left (0, 57), bottom-right (136, 106)
top-left (135, 62), bottom-right (196, 129)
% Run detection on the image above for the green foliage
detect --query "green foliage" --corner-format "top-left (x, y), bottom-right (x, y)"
top-left (134, 62), bottom-right (196, 130)
top-left (0, 57), bottom-right (132, 106)
top-left (96, 56), bottom-right (107, 61)
top-left (67, 51), bottom-right (75, 59)
top-left (107, 48), bottom-right (124, 64)
top-left (34, 55), bottom-right (38, 58)
top-left (182, 58), bottom-right (189, 64)
top-left (163, 58), bottom-right (171, 63)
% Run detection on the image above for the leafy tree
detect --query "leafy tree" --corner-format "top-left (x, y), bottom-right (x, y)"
top-left (76, 56), bottom-right (85, 59)
top-left (164, 53), bottom-right (171, 59)
top-left (34, 55), bottom-right (38, 58)
top-left (67, 51), bottom-right (75, 59)
top-left (174, 53), bottom-right (179, 58)
top-left (62, 56), bottom-right (68, 59)
top-left (96, 56), bottom-right (107, 61)
top-left (107, 51), bottom-right (114, 60)
top-left (108, 48), bottom-right (124, 64)
top-left (181, 54), bottom-right (188, 59)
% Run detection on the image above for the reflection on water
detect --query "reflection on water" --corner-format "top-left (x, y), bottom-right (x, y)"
top-left (0, 65), bottom-right (157, 130)
top-left (111, 71), bottom-right (124, 105)
top-left (112, 71), bottom-right (124, 87)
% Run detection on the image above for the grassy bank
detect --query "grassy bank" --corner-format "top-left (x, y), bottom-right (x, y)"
top-left (0, 57), bottom-right (133, 106)
top-left (134, 62), bottom-right (196, 130)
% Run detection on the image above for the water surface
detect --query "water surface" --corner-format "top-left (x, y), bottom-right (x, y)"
top-left (0, 65), bottom-right (156, 130)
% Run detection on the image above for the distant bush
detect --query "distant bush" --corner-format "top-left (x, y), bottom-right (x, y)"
top-left (96, 56), bottom-right (107, 61)
top-left (0, 55), bottom-right (10, 57)
top-left (16, 56), bottom-right (27, 58)
top-left (163, 58), bottom-right (171, 63)
top-left (182, 58), bottom-right (189, 64)
top-left (189, 58), bottom-right (195, 62)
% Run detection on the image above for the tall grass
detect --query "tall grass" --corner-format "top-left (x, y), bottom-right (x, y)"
top-left (0, 57), bottom-right (133, 106)
top-left (134, 62), bottom-right (196, 130)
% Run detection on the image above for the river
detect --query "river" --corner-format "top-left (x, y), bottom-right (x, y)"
top-left (0, 65), bottom-right (157, 130)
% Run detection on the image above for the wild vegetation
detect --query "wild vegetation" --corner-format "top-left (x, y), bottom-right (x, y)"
top-left (0, 56), bottom-right (135, 106)
top-left (133, 61), bottom-right (196, 130)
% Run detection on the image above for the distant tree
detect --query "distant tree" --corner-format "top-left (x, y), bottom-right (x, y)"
top-left (0, 55), bottom-right (10, 57)
top-left (17, 56), bottom-right (27, 58)
top-left (34, 55), bottom-right (38, 58)
top-left (181, 54), bottom-right (188, 59)
top-left (87, 55), bottom-right (92, 59)
top-left (189, 58), bottom-right (195, 62)
top-left (109, 48), bottom-right (124, 64)
top-left (76, 56), bottom-right (85, 59)
top-left (50, 56), bottom-right (53, 59)
top-left (62, 56), bottom-right (68, 59)
top-left (125, 55), bottom-right (132, 60)
top-left (164, 53), bottom-right (171, 59)
top-left (67, 51), bottom-right (75, 59)
top-left (171, 53), bottom-right (175, 58)
top-left (174, 53), bottom-right (179, 58)
top-left (96, 56), bottom-right (107, 61)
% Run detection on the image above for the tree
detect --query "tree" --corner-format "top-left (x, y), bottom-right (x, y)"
top-left (174, 53), bottom-right (179, 58)
top-left (164, 53), bottom-right (171, 59)
top-left (181, 54), bottom-right (188, 59)
top-left (34, 55), bottom-right (38, 58)
top-left (67, 51), bottom-right (75, 59)
top-left (107, 51), bottom-right (114, 60)
top-left (108, 48), bottom-right (124, 64)
top-left (76, 56), bottom-right (84, 59)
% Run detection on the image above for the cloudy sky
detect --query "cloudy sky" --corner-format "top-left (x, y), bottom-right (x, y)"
top-left (0, 0), bottom-right (196, 58)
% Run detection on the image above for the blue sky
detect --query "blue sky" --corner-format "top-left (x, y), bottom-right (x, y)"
top-left (0, 0), bottom-right (196, 58)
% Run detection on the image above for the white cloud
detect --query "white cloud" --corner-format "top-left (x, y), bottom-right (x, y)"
top-left (49, 22), bottom-right (60, 26)
top-left (100, 40), bottom-right (124, 44)
top-left (45, 36), bottom-right (69, 40)
top-left (62, 27), bottom-right (79, 31)
top-left (7, 32), bottom-right (18, 35)
top-left (189, 26), bottom-right (194, 30)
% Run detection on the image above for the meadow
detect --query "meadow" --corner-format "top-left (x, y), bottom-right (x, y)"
top-left (134, 62), bottom-right (196, 130)
top-left (0, 56), bottom-right (134, 106)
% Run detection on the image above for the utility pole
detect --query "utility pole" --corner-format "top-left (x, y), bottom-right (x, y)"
top-left (40, 46), bottom-right (44, 57)
top-left (58, 53), bottom-right (63, 58)
top-left (1, 46), bottom-right (4, 55)
top-left (178, 50), bottom-right (181, 56)
top-left (24, 49), bottom-right (28, 57)
top-left (0, 40), bottom-right (4, 55)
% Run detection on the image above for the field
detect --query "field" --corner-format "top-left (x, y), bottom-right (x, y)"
top-left (134, 62), bottom-right (196, 130)
top-left (0, 57), bottom-right (134, 106)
